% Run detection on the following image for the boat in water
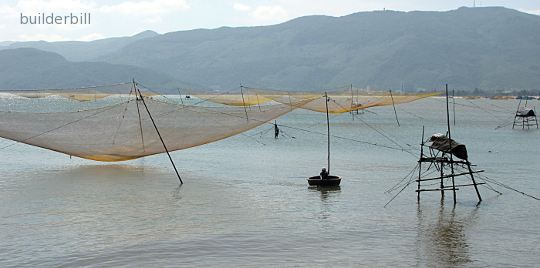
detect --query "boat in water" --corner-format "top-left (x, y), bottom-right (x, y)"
top-left (307, 92), bottom-right (342, 187)
top-left (307, 175), bottom-right (341, 186)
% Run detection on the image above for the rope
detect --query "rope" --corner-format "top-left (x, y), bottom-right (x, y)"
top-left (385, 163), bottom-right (418, 194)
top-left (330, 99), bottom-right (418, 157)
top-left (477, 174), bottom-right (540, 201)
top-left (384, 169), bottom-right (416, 208)
top-left (277, 123), bottom-right (415, 154)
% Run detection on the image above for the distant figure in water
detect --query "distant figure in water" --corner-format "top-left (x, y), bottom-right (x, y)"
top-left (274, 121), bottom-right (280, 139)
top-left (320, 168), bottom-right (328, 180)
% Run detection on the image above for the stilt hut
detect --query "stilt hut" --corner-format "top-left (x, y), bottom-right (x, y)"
top-left (416, 131), bottom-right (484, 204)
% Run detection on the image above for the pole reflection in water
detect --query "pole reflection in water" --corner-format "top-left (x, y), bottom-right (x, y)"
top-left (415, 199), bottom-right (479, 267)
top-left (309, 186), bottom-right (341, 223)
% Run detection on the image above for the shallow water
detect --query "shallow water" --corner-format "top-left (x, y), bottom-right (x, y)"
top-left (0, 98), bottom-right (539, 267)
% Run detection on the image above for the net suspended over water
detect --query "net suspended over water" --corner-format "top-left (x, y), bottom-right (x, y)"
top-left (0, 82), bottom-right (436, 162)
top-left (194, 85), bottom-right (439, 114)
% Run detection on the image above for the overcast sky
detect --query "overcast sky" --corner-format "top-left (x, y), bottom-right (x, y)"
top-left (1, 0), bottom-right (539, 42)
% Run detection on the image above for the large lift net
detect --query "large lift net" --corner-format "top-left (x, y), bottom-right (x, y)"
top-left (0, 82), bottom-right (436, 162)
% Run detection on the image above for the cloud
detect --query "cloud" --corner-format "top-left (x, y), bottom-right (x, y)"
top-left (15, 0), bottom-right (96, 13)
top-left (250, 5), bottom-right (288, 21)
top-left (232, 3), bottom-right (289, 23)
top-left (143, 16), bottom-right (163, 24)
top-left (522, 9), bottom-right (540, 15)
top-left (17, 33), bottom-right (68, 41)
top-left (233, 3), bottom-right (251, 12)
top-left (0, 0), bottom-right (193, 41)
top-left (99, 0), bottom-right (190, 15)
top-left (0, 3), bottom-right (18, 16)
top-left (5, 0), bottom-right (190, 15)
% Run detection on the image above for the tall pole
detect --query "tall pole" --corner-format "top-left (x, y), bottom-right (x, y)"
top-left (467, 161), bottom-right (482, 202)
top-left (240, 85), bottom-right (249, 121)
top-left (513, 99), bottom-right (522, 129)
top-left (134, 81), bottom-right (183, 184)
top-left (177, 88), bottom-right (184, 106)
top-left (350, 84), bottom-right (354, 119)
top-left (325, 92), bottom-right (331, 174)
top-left (418, 126), bottom-right (425, 202)
top-left (446, 84), bottom-right (457, 203)
top-left (390, 90), bottom-right (400, 127)
top-left (452, 88), bottom-right (456, 126)
top-left (256, 93), bottom-right (262, 112)
top-left (356, 88), bottom-right (359, 114)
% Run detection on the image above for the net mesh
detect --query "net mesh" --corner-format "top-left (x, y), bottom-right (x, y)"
top-left (0, 82), bottom-right (437, 162)
top-left (0, 83), bottom-right (312, 161)
top-left (198, 86), bottom-right (439, 114)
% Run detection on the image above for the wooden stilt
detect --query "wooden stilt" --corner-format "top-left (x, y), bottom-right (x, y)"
top-left (440, 159), bottom-right (445, 196)
top-left (135, 97), bottom-right (146, 152)
top-left (134, 81), bottom-right (183, 184)
top-left (177, 88), bottom-right (184, 106)
top-left (452, 88), bottom-right (456, 126)
top-left (513, 99), bottom-right (522, 129)
top-left (389, 90), bottom-right (400, 127)
top-left (240, 85), bottom-right (249, 121)
top-left (467, 161), bottom-right (482, 202)
top-left (417, 126), bottom-right (424, 201)
top-left (256, 93), bottom-right (262, 112)
top-left (446, 84), bottom-right (457, 204)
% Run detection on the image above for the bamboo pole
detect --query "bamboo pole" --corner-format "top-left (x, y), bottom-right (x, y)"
top-left (135, 81), bottom-right (183, 184)
top-left (417, 126), bottom-right (424, 201)
top-left (389, 90), bottom-right (400, 127)
top-left (446, 84), bottom-right (457, 203)
top-left (325, 92), bottom-right (331, 174)
top-left (240, 85), bottom-right (249, 121)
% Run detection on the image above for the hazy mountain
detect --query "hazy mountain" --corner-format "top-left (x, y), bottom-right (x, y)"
top-left (96, 7), bottom-right (540, 91)
top-left (3, 30), bottom-right (159, 62)
top-left (0, 41), bottom-right (15, 46)
top-left (0, 48), bottom-right (192, 89)
top-left (3, 7), bottom-right (540, 91)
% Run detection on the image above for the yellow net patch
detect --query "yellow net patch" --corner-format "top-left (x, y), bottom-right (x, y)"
top-left (204, 86), bottom-right (440, 114)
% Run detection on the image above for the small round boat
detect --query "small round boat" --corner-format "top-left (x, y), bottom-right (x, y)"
top-left (307, 175), bottom-right (341, 187)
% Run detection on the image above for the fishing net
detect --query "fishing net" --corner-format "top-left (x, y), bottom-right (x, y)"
top-left (0, 82), bottom-right (437, 162)
top-left (0, 82), bottom-right (312, 161)
top-left (197, 86), bottom-right (439, 114)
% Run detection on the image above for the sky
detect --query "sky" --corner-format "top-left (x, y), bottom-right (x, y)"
top-left (0, 0), bottom-right (539, 42)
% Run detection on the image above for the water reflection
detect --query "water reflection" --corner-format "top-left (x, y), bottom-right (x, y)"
top-left (172, 184), bottom-right (183, 200)
top-left (416, 200), bottom-right (479, 267)
top-left (309, 186), bottom-right (341, 202)
top-left (58, 164), bottom-right (152, 181)
top-left (308, 186), bottom-right (341, 225)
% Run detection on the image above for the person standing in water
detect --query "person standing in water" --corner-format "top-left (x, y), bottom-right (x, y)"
top-left (274, 121), bottom-right (280, 139)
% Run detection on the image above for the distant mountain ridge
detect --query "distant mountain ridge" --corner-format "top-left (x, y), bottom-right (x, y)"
top-left (0, 48), bottom-right (193, 89)
top-left (2, 7), bottom-right (540, 91)
top-left (2, 30), bottom-right (159, 62)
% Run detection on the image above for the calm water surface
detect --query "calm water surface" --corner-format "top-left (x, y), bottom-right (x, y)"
top-left (0, 97), bottom-right (539, 267)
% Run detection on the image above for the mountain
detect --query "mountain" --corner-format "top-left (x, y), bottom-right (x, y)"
top-left (0, 41), bottom-right (15, 46)
top-left (0, 48), bottom-right (192, 89)
top-left (3, 7), bottom-right (540, 91)
top-left (3, 30), bottom-right (159, 62)
top-left (96, 7), bottom-right (540, 91)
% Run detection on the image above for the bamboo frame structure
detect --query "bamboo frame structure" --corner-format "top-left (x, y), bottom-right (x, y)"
top-left (416, 85), bottom-right (482, 204)
top-left (512, 98), bottom-right (538, 129)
